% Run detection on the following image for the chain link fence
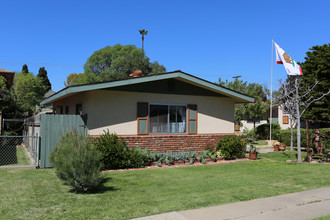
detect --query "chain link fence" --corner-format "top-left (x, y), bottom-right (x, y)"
top-left (0, 136), bottom-right (39, 168)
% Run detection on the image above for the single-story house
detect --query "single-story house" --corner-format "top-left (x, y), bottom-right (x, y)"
top-left (241, 106), bottom-right (291, 131)
top-left (40, 71), bottom-right (254, 152)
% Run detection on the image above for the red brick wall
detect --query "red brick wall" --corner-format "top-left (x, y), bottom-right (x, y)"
top-left (119, 134), bottom-right (232, 152)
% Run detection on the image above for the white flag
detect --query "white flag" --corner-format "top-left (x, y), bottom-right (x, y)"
top-left (274, 42), bottom-right (303, 76)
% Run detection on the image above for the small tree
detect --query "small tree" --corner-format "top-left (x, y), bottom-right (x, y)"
top-left (276, 79), bottom-right (297, 151)
top-left (49, 131), bottom-right (103, 193)
top-left (278, 76), bottom-right (330, 162)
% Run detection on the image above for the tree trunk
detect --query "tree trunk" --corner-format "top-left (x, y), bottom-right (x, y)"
top-left (142, 36), bottom-right (144, 51)
top-left (295, 77), bottom-right (302, 162)
top-left (290, 116), bottom-right (293, 151)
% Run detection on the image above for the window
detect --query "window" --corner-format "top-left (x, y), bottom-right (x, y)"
top-left (65, 106), bottom-right (69, 114)
top-left (76, 103), bottom-right (82, 115)
top-left (283, 116), bottom-right (289, 124)
top-left (60, 106), bottom-right (63, 114)
top-left (137, 103), bottom-right (149, 135)
top-left (137, 103), bottom-right (194, 135)
top-left (187, 104), bottom-right (197, 134)
top-left (149, 104), bottom-right (186, 134)
top-left (247, 120), bottom-right (260, 124)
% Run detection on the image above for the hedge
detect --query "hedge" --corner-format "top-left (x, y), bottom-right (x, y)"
top-left (256, 123), bottom-right (280, 140)
top-left (279, 128), bottom-right (330, 153)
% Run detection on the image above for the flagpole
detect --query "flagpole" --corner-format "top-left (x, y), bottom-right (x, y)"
top-left (269, 39), bottom-right (274, 147)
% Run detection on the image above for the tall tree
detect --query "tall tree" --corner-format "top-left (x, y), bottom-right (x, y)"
top-left (139, 29), bottom-right (148, 51)
top-left (64, 73), bottom-right (86, 87)
top-left (37, 67), bottom-right (52, 91)
top-left (218, 78), bottom-right (269, 129)
top-left (22, 64), bottom-right (29, 73)
top-left (0, 76), bottom-right (10, 113)
top-left (299, 43), bottom-right (330, 121)
top-left (83, 44), bottom-right (165, 84)
top-left (13, 71), bottom-right (47, 116)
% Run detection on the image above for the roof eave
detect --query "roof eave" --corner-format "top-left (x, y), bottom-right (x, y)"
top-left (40, 71), bottom-right (255, 105)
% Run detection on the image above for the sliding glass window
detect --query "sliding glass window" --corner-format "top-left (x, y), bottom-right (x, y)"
top-left (149, 104), bottom-right (186, 134)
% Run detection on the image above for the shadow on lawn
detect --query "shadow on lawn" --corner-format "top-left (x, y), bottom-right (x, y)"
top-left (69, 177), bottom-right (118, 194)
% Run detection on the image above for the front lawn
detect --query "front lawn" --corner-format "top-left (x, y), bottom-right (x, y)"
top-left (1, 151), bottom-right (330, 219)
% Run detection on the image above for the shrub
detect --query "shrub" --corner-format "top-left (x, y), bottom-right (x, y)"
top-left (94, 131), bottom-right (131, 170)
top-left (241, 128), bottom-right (259, 143)
top-left (256, 123), bottom-right (280, 140)
top-left (217, 135), bottom-right (246, 160)
top-left (94, 131), bottom-right (151, 170)
top-left (128, 147), bottom-right (148, 168)
top-left (49, 131), bottom-right (102, 193)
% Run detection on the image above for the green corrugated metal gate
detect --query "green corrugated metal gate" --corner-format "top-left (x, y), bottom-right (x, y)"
top-left (39, 114), bottom-right (87, 168)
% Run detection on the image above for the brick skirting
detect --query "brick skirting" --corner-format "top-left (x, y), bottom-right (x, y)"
top-left (120, 134), bottom-right (232, 152)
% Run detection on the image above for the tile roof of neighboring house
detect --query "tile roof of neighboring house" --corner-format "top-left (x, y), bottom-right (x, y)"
top-left (0, 68), bottom-right (15, 73)
top-left (41, 70), bottom-right (256, 105)
top-left (44, 90), bottom-right (55, 98)
top-left (0, 68), bottom-right (15, 86)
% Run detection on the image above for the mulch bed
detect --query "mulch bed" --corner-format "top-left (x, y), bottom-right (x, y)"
top-left (102, 158), bottom-right (250, 173)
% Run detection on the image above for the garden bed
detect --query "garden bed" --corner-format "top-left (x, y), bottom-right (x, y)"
top-left (102, 158), bottom-right (249, 172)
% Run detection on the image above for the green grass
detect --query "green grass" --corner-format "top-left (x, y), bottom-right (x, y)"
top-left (1, 151), bottom-right (330, 219)
top-left (0, 147), bottom-right (31, 166)
top-left (259, 151), bottom-right (307, 162)
top-left (251, 140), bottom-right (268, 145)
top-left (314, 215), bottom-right (330, 220)
top-left (16, 147), bottom-right (31, 165)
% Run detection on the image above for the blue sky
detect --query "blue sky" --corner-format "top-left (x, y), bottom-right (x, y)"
top-left (1, 0), bottom-right (329, 92)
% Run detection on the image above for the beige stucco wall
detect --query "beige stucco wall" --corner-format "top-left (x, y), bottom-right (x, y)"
top-left (53, 92), bottom-right (88, 115)
top-left (84, 90), bottom-right (235, 135)
top-left (52, 90), bottom-right (235, 135)
top-left (241, 120), bottom-right (268, 131)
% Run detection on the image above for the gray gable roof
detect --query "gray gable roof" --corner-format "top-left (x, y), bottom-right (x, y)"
top-left (41, 70), bottom-right (255, 105)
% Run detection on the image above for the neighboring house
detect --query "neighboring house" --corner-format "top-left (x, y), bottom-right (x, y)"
top-left (40, 71), bottom-right (254, 152)
top-left (0, 68), bottom-right (15, 86)
top-left (0, 68), bottom-right (15, 135)
top-left (241, 106), bottom-right (291, 131)
top-left (35, 90), bottom-right (56, 114)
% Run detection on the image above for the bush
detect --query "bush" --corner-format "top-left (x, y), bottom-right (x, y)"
top-left (217, 135), bottom-right (246, 160)
top-left (95, 131), bottom-right (130, 169)
top-left (94, 131), bottom-right (149, 170)
top-left (256, 123), bottom-right (280, 140)
top-left (49, 131), bottom-right (102, 193)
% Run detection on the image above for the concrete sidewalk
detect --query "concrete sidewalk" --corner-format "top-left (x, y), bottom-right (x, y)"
top-left (134, 187), bottom-right (330, 220)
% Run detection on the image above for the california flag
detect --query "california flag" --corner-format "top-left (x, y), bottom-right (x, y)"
top-left (274, 42), bottom-right (303, 76)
